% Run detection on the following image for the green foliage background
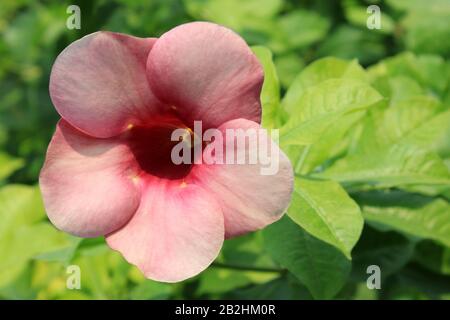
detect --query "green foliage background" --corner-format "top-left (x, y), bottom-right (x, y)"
top-left (1, 0), bottom-right (449, 300)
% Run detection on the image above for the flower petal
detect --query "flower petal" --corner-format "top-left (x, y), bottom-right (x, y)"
top-left (147, 22), bottom-right (263, 128)
top-left (191, 119), bottom-right (294, 238)
top-left (106, 180), bottom-right (224, 282)
top-left (39, 120), bottom-right (141, 237)
top-left (50, 32), bottom-right (165, 138)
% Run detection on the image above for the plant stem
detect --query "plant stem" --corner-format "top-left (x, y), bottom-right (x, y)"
top-left (211, 262), bottom-right (285, 273)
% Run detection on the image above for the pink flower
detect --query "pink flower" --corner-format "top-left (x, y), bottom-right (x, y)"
top-left (40, 22), bottom-right (293, 282)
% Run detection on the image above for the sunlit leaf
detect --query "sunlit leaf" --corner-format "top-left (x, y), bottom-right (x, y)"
top-left (282, 57), bottom-right (368, 114)
top-left (280, 79), bottom-right (382, 146)
top-left (287, 178), bottom-right (363, 258)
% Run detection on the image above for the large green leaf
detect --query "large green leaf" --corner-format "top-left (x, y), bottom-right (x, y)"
top-left (287, 178), bottom-right (363, 258)
top-left (354, 96), bottom-right (449, 153)
top-left (282, 57), bottom-right (368, 114)
top-left (279, 79), bottom-right (383, 146)
top-left (320, 144), bottom-right (450, 187)
top-left (286, 110), bottom-right (365, 175)
top-left (263, 216), bottom-right (351, 299)
top-left (281, 58), bottom-right (370, 174)
top-left (377, 99), bottom-right (449, 150)
top-left (353, 190), bottom-right (450, 247)
top-left (319, 94), bottom-right (450, 187)
top-left (371, 76), bottom-right (424, 103)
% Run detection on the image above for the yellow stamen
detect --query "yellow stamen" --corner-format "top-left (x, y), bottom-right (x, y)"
top-left (131, 175), bottom-right (140, 184)
top-left (180, 181), bottom-right (187, 188)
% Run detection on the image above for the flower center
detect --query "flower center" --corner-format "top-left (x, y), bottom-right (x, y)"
top-left (126, 116), bottom-right (196, 180)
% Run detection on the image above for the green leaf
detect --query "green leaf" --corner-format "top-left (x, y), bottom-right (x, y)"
top-left (320, 144), bottom-right (450, 187)
top-left (320, 95), bottom-right (450, 187)
top-left (401, 183), bottom-right (450, 200)
top-left (252, 46), bottom-right (281, 129)
top-left (263, 216), bottom-right (351, 299)
top-left (287, 110), bottom-right (365, 175)
top-left (280, 79), bottom-right (383, 146)
top-left (280, 58), bottom-right (369, 163)
top-left (371, 76), bottom-right (424, 103)
top-left (353, 190), bottom-right (450, 247)
top-left (282, 57), bottom-right (368, 114)
top-left (0, 152), bottom-right (24, 180)
top-left (35, 236), bottom-right (82, 263)
top-left (287, 178), bottom-right (363, 259)
top-left (356, 96), bottom-right (450, 152)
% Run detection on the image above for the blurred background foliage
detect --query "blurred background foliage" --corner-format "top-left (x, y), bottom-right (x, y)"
top-left (0, 0), bottom-right (449, 300)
